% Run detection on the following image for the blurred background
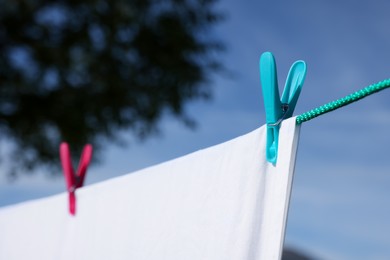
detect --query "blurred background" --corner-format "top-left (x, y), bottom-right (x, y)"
top-left (1, 0), bottom-right (390, 259)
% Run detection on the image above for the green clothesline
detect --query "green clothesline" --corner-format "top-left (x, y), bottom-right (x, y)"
top-left (296, 78), bottom-right (390, 124)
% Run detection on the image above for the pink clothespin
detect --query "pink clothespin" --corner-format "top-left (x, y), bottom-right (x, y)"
top-left (60, 142), bottom-right (93, 216)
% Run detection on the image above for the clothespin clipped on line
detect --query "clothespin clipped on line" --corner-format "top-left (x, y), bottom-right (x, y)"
top-left (60, 143), bottom-right (93, 216)
top-left (260, 52), bottom-right (307, 164)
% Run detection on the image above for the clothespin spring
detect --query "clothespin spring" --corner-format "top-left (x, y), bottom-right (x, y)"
top-left (267, 104), bottom-right (289, 127)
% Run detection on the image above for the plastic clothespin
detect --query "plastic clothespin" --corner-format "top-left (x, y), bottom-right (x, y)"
top-left (260, 52), bottom-right (307, 164)
top-left (60, 142), bottom-right (93, 216)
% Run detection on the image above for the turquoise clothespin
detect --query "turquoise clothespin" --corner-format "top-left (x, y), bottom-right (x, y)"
top-left (260, 52), bottom-right (307, 164)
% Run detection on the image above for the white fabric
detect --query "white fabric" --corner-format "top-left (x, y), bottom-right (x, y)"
top-left (0, 117), bottom-right (300, 260)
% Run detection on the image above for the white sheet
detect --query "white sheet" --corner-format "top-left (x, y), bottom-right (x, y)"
top-left (0, 117), bottom-right (300, 260)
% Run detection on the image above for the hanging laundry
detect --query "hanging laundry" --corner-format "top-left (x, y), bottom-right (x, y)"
top-left (0, 117), bottom-right (300, 260)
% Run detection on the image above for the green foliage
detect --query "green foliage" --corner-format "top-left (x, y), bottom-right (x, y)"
top-left (0, 0), bottom-right (224, 175)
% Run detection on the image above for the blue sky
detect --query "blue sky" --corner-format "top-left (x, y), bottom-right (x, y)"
top-left (2, 0), bottom-right (390, 259)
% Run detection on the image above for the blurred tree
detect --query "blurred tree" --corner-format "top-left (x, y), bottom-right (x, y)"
top-left (0, 0), bottom-right (224, 176)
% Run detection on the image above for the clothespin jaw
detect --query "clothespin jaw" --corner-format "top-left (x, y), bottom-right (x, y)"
top-left (260, 52), bottom-right (306, 164)
top-left (60, 142), bottom-right (93, 216)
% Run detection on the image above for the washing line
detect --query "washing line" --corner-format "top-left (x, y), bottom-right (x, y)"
top-left (296, 78), bottom-right (390, 124)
